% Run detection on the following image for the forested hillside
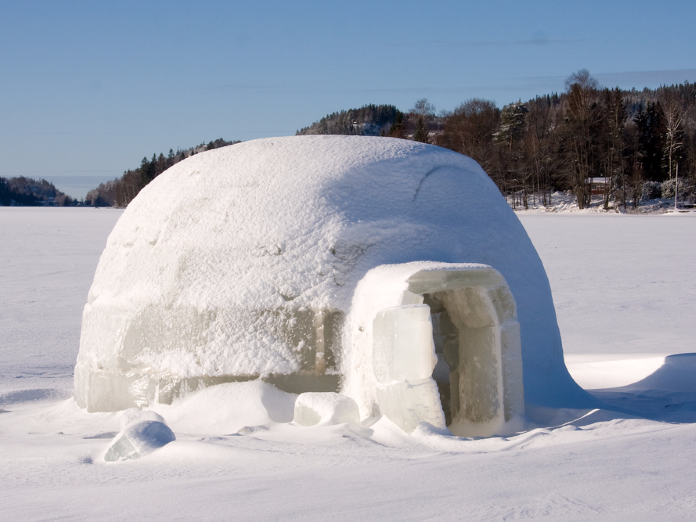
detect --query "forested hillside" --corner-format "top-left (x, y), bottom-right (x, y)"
top-left (296, 104), bottom-right (403, 137)
top-left (299, 71), bottom-right (696, 209)
top-left (0, 176), bottom-right (75, 206)
top-left (84, 138), bottom-right (240, 207)
top-left (28, 69), bottom-right (696, 211)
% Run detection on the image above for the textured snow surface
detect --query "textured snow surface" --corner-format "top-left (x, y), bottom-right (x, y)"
top-left (2, 200), bottom-right (696, 521)
top-left (76, 136), bottom-right (584, 413)
top-left (520, 213), bottom-right (696, 389)
top-left (0, 208), bottom-right (121, 393)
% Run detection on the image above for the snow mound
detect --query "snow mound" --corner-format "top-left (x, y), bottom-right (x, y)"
top-left (293, 392), bottom-right (360, 426)
top-left (623, 353), bottom-right (696, 393)
top-left (152, 380), bottom-right (296, 435)
top-left (75, 135), bottom-right (590, 436)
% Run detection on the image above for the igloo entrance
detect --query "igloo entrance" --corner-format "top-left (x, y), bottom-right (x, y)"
top-left (360, 264), bottom-right (524, 437)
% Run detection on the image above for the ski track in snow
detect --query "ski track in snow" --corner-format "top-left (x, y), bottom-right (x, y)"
top-left (1, 207), bottom-right (696, 520)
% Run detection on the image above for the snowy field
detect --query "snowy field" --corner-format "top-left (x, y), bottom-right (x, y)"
top-left (1, 207), bottom-right (696, 520)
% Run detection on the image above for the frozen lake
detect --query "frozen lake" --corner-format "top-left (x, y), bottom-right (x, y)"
top-left (1, 207), bottom-right (695, 520)
top-left (520, 213), bottom-right (696, 389)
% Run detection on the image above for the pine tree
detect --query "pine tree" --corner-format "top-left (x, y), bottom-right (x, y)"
top-left (495, 101), bottom-right (528, 150)
top-left (635, 101), bottom-right (666, 181)
top-left (387, 111), bottom-right (405, 138)
top-left (494, 101), bottom-right (528, 207)
top-left (413, 116), bottom-right (429, 143)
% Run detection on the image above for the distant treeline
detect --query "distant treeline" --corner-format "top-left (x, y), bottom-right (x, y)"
top-left (71, 70), bottom-right (696, 210)
top-left (0, 176), bottom-right (75, 206)
top-left (85, 138), bottom-right (240, 207)
top-left (297, 104), bottom-right (402, 136)
top-left (298, 71), bottom-right (696, 209)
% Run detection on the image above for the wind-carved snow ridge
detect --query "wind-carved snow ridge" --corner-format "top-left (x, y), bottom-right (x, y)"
top-left (74, 135), bottom-right (591, 437)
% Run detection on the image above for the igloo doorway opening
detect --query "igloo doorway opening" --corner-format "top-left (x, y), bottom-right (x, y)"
top-left (359, 264), bottom-right (525, 437)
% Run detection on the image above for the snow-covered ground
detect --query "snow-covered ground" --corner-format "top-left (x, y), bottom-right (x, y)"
top-left (1, 207), bottom-right (696, 520)
top-left (519, 213), bottom-right (696, 389)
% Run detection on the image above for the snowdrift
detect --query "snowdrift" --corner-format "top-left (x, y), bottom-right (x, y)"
top-left (75, 136), bottom-right (591, 436)
top-left (622, 353), bottom-right (696, 393)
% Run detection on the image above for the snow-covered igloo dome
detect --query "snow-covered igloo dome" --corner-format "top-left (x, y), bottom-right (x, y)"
top-left (75, 136), bottom-right (590, 436)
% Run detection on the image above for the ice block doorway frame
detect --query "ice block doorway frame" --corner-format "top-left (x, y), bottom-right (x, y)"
top-left (356, 264), bottom-right (525, 437)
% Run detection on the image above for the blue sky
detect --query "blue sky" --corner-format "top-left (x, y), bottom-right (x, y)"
top-left (2, 0), bottom-right (695, 199)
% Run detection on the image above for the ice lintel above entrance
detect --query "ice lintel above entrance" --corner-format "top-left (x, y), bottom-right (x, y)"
top-left (407, 266), bottom-right (506, 295)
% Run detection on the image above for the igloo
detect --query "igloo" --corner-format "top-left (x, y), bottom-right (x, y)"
top-left (75, 136), bottom-right (591, 436)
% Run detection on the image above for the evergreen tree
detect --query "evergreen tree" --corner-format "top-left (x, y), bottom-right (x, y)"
top-left (0, 177), bottom-right (10, 206)
top-left (495, 101), bottom-right (528, 150)
top-left (413, 116), bottom-right (429, 143)
top-left (494, 101), bottom-right (528, 207)
top-left (387, 110), bottom-right (405, 138)
top-left (635, 101), bottom-right (666, 181)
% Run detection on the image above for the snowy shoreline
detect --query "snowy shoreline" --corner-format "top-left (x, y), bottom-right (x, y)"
top-left (511, 191), bottom-right (695, 214)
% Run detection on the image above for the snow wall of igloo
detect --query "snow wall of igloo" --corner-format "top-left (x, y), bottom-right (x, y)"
top-left (75, 135), bottom-right (594, 427)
